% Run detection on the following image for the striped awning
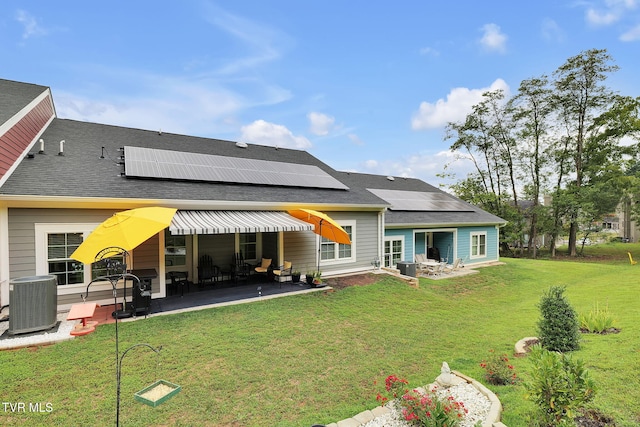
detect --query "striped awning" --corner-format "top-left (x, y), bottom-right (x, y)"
top-left (169, 210), bottom-right (315, 235)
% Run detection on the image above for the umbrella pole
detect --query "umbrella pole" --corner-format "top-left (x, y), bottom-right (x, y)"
top-left (317, 220), bottom-right (323, 273)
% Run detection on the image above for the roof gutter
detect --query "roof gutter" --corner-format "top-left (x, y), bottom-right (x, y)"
top-left (385, 220), bottom-right (508, 228)
top-left (0, 194), bottom-right (387, 212)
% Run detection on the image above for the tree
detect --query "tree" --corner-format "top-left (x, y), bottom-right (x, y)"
top-left (552, 49), bottom-right (619, 256)
top-left (444, 50), bottom-right (640, 258)
top-left (512, 76), bottom-right (554, 257)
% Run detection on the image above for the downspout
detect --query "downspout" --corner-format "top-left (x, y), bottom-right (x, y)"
top-left (379, 209), bottom-right (385, 266)
top-left (0, 206), bottom-right (9, 306)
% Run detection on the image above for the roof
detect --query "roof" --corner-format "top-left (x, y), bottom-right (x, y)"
top-left (0, 118), bottom-right (387, 209)
top-left (336, 171), bottom-right (507, 227)
top-left (0, 79), bottom-right (49, 124)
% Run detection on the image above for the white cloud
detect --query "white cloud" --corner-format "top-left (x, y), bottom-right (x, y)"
top-left (15, 9), bottom-right (47, 39)
top-left (240, 120), bottom-right (312, 150)
top-left (606, 0), bottom-right (637, 9)
top-left (584, 0), bottom-right (638, 27)
top-left (411, 78), bottom-right (510, 130)
top-left (478, 23), bottom-right (507, 53)
top-left (541, 18), bottom-right (565, 42)
top-left (55, 74), bottom-right (264, 135)
top-left (620, 23), bottom-right (640, 40)
top-left (586, 8), bottom-right (620, 26)
top-left (307, 112), bottom-right (335, 136)
top-left (364, 159), bottom-right (379, 169)
top-left (419, 46), bottom-right (440, 56)
top-left (348, 134), bottom-right (364, 146)
top-left (361, 150), bottom-right (476, 187)
top-left (202, 3), bottom-right (291, 75)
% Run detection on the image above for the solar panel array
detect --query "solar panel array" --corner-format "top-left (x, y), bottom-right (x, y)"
top-left (368, 188), bottom-right (474, 211)
top-left (124, 146), bottom-right (349, 190)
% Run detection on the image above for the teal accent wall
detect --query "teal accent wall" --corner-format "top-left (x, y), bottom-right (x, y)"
top-left (456, 225), bottom-right (499, 265)
top-left (385, 225), bottom-right (500, 266)
top-left (384, 229), bottom-right (414, 262)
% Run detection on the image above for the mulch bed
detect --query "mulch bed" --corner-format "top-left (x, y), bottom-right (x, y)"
top-left (322, 273), bottom-right (381, 290)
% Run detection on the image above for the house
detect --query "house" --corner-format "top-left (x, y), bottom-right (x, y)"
top-left (336, 172), bottom-right (506, 267)
top-left (0, 78), bottom-right (505, 311)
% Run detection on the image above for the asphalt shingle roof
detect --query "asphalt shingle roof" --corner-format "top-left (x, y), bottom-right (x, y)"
top-left (0, 79), bottom-right (49, 124)
top-left (336, 171), bottom-right (506, 226)
top-left (0, 118), bottom-right (386, 207)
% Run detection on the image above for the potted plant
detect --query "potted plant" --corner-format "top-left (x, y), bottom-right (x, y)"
top-left (312, 271), bottom-right (322, 287)
top-left (305, 270), bottom-right (315, 285)
top-left (292, 270), bottom-right (301, 283)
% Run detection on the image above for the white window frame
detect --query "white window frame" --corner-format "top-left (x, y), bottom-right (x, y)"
top-left (35, 223), bottom-right (131, 296)
top-left (319, 220), bottom-right (356, 267)
top-left (235, 232), bottom-right (262, 264)
top-left (470, 231), bottom-right (487, 259)
top-left (384, 236), bottom-right (404, 268)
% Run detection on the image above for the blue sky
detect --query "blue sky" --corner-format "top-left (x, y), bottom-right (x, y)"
top-left (1, 1), bottom-right (639, 188)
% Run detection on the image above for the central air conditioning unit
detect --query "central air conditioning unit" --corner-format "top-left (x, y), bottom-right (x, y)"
top-left (8, 275), bottom-right (58, 335)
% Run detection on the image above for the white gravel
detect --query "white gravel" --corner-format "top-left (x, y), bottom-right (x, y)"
top-left (0, 312), bottom-right (77, 350)
top-left (362, 382), bottom-right (492, 427)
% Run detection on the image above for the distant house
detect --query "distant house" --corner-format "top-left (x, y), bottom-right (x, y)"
top-left (0, 78), bottom-right (506, 311)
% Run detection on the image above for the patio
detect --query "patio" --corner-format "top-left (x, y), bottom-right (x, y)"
top-left (148, 278), bottom-right (322, 314)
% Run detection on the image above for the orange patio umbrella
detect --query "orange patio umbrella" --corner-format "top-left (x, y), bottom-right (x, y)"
top-left (287, 208), bottom-right (351, 272)
top-left (71, 207), bottom-right (178, 264)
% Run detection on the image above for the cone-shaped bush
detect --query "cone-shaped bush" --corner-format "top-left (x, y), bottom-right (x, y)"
top-left (537, 285), bottom-right (580, 352)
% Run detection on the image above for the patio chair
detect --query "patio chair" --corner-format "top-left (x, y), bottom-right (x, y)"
top-left (444, 258), bottom-right (462, 274)
top-left (232, 252), bottom-right (251, 283)
top-left (273, 261), bottom-right (293, 287)
top-left (167, 271), bottom-right (191, 296)
top-left (415, 253), bottom-right (428, 263)
top-left (254, 258), bottom-right (272, 275)
top-left (414, 253), bottom-right (433, 273)
top-left (198, 254), bottom-right (220, 287)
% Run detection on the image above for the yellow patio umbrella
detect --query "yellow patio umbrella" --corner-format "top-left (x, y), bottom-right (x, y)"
top-left (287, 208), bottom-right (351, 272)
top-left (71, 207), bottom-right (178, 264)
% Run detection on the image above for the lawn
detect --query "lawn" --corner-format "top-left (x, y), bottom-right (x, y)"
top-left (1, 244), bottom-right (639, 426)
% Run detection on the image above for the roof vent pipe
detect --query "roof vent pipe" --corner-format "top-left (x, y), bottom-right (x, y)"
top-left (58, 140), bottom-right (65, 156)
top-left (38, 138), bottom-right (45, 154)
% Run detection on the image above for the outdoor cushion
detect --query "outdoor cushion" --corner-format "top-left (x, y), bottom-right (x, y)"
top-left (255, 258), bottom-right (272, 273)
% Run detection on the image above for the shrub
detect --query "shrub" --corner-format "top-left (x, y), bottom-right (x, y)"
top-left (480, 350), bottom-right (519, 385)
top-left (579, 302), bottom-right (616, 333)
top-left (376, 374), bottom-right (468, 427)
top-left (524, 345), bottom-right (596, 426)
top-left (537, 286), bottom-right (580, 352)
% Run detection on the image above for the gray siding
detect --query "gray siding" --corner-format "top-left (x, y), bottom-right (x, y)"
top-left (284, 211), bottom-right (379, 275)
top-left (8, 208), bottom-right (115, 279)
top-left (8, 208), bottom-right (162, 306)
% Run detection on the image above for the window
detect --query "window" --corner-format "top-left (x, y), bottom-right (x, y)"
top-left (239, 233), bottom-right (257, 261)
top-left (47, 233), bottom-right (84, 285)
top-left (471, 232), bottom-right (487, 258)
top-left (384, 237), bottom-right (403, 268)
top-left (320, 223), bottom-right (354, 264)
top-left (36, 223), bottom-right (137, 296)
top-left (165, 230), bottom-right (186, 267)
top-left (36, 223), bottom-right (99, 291)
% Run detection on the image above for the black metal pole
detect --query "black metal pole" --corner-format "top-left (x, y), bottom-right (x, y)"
top-left (116, 343), bottom-right (161, 427)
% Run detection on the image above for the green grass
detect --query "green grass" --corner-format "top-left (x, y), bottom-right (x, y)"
top-left (2, 245), bottom-right (640, 426)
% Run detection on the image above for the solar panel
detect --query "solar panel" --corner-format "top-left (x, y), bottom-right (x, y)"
top-left (368, 188), bottom-right (474, 212)
top-left (124, 146), bottom-right (349, 190)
